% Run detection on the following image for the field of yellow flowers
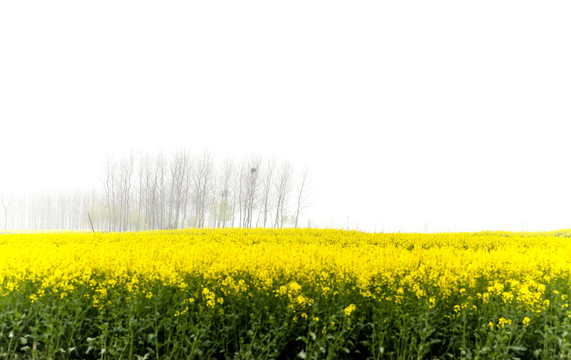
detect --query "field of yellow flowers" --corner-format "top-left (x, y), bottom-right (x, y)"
top-left (2, 228), bottom-right (571, 359)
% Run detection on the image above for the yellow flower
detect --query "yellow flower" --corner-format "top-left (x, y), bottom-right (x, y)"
top-left (498, 317), bottom-right (512, 328)
top-left (428, 297), bottom-right (436, 309)
top-left (288, 281), bottom-right (302, 293)
top-left (344, 304), bottom-right (356, 317)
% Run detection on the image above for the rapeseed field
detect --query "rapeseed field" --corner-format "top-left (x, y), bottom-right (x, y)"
top-left (1, 228), bottom-right (571, 359)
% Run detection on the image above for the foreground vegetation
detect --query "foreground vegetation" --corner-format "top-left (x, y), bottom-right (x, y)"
top-left (2, 229), bottom-right (571, 359)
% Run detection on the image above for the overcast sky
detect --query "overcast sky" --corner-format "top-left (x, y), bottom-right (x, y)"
top-left (1, 1), bottom-right (570, 232)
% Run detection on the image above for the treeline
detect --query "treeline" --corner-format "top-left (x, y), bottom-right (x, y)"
top-left (0, 151), bottom-right (310, 231)
top-left (0, 190), bottom-right (98, 231)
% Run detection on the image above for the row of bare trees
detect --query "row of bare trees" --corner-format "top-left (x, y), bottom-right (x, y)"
top-left (99, 151), bottom-right (309, 232)
top-left (0, 151), bottom-right (310, 232)
top-left (0, 190), bottom-right (99, 231)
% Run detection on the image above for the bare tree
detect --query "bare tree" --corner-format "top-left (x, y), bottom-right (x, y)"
top-left (155, 154), bottom-right (168, 229)
top-left (241, 155), bottom-right (261, 228)
top-left (102, 156), bottom-right (117, 231)
top-left (135, 155), bottom-right (147, 230)
top-left (294, 167), bottom-right (309, 228)
top-left (274, 161), bottom-right (292, 229)
top-left (118, 153), bottom-right (134, 231)
top-left (237, 163), bottom-right (244, 227)
top-left (215, 158), bottom-right (235, 228)
top-left (1, 194), bottom-right (11, 230)
top-left (258, 158), bottom-right (276, 228)
top-left (146, 154), bottom-right (162, 229)
top-left (180, 155), bottom-right (193, 228)
top-left (192, 151), bottom-right (213, 228)
top-left (168, 151), bottom-right (192, 229)
top-left (230, 162), bottom-right (241, 227)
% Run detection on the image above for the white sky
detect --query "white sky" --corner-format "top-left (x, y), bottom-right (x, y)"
top-left (1, 1), bottom-right (570, 232)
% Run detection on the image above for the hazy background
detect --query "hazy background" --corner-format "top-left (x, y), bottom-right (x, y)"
top-left (1, 1), bottom-right (570, 232)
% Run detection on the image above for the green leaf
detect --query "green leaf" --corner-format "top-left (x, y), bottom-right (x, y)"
top-left (509, 345), bottom-right (527, 352)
